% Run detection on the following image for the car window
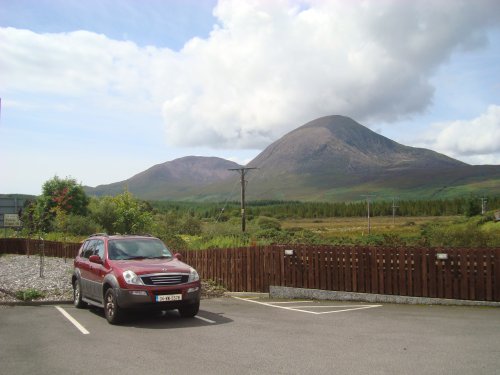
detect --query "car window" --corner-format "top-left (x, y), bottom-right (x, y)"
top-left (94, 240), bottom-right (105, 258)
top-left (108, 239), bottom-right (172, 260)
top-left (78, 241), bottom-right (87, 257)
top-left (82, 240), bottom-right (97, 259)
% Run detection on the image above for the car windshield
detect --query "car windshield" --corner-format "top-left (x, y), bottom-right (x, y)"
top-left (108, 239), bottom-right (172, 260)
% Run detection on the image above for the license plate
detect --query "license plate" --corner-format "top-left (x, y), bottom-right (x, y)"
top-left (156, 294), bottom-right (182, 302)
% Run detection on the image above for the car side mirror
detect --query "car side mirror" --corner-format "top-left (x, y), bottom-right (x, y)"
top-left (174, 253), bottom-right (183, 261)
top-left (89, 255), bottom-right (103, 264)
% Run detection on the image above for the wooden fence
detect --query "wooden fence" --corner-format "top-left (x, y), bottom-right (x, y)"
top-left (183, 245), bottom-right (500, 302)
top-left (1, 239), bottom-right (498, 301)
top-left (0, 238), bottom-right (81, 259)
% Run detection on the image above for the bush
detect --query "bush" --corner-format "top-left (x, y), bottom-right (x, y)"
top-left (188, 234), bottom-right (250, 250)
top-left (287, 229), bottom-right (323, 245)
top-left (419, 218), bottom-right (498, 247)
top-left (63, 215), bottom-right (102, 236)
top-left (257, 216), bottom-right (281, 231)
top-left (15, 289), bottom-right (44, 301)
top-left (179, 215), bottom-right (202, 235)
top-left (161, 233), bottom-right (188, 252)
top-left (254, 228), bottom-right (291, 244)
top-left (464, 199), bottom-right (482, 217)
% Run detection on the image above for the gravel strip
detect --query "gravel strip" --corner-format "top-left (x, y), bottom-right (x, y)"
top-left (0, 254), bottom-right (74, 303)
top-left (0, 254), bottom-right (226, 304)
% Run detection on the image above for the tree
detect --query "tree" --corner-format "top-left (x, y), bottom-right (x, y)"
top-left (111, 191), bottom-right (153, 234)
top-left (21, 176), bottom-right (89, 233)
top-left (89, 196), bottom-right (118, 233)
top-left (21, 197), bottom-right (53, 234)
top-left (42, 176), bottom-right (89, 216)
top-left (464, 198), bottom-right (481, 217)
top-left (89, 192), bottom-right (154, 234)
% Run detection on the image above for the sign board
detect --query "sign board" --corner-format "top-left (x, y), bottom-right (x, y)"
top-left (4, 214), bottom-right (21, 227)
top-left (0, 197), bottom-right (28, 227)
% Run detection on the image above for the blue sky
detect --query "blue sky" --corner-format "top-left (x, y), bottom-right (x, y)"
top-left (1, 0), bottom-right (500, 195)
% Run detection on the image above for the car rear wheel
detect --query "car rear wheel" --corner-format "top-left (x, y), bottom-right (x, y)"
top-left (104, 288), bottom-right (123, 324)
top-left (178, 302), bottom-right (200, 318)
top-left (73, 280), bottom-right (87, 309)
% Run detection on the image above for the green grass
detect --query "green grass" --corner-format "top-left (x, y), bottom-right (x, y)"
top-left (15, 289), bottom-right (45, 301)
top-left (186, 214), bottom-right (500, 249)
top-left (281, 216), bottom-right (452, 237)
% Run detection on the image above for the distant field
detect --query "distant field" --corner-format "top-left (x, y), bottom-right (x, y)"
top-left (281, 216), bottom-right (459, 238)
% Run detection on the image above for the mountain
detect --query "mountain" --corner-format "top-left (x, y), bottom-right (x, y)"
top-left (86, 115), bottom-right (500, 201)
top-left (244, 115), bottom-right (500, 200)
top-left (249, 116), bottom-right (463, 173)
top-left (85, 156), bottom-right (242, 200)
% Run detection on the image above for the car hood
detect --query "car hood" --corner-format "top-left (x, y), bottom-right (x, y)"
top-left (110, 258), bottom-right (192, 275)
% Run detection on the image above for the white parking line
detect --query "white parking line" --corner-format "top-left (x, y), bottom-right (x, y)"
top-left (195, 315), bottom-right (216, 324)
top-left (314, 305), bottom-right (382, 314)
top-left (269, 301), bottom-right (311, 304)
top-left (55, 306), bottom-right (90, 335)
top-left (232, 296), bottom-right (382, 315)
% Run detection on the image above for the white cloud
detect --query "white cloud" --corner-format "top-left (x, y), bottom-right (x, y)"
top-left (162, 0), bottom-right (500, 148)
top-left (0, 27), bottom-right (176, 112)
top-left (418, 105), bottom-right (500, 164)
top-left (1, 0), bottom-right (500, 150)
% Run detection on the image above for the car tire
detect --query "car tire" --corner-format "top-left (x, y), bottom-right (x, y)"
top-left (104, 288), bottom-right (123, 324)
top-left (178, 302), bottom-right (200, 318)
top-left (73, 280), bottom-right (87, 309)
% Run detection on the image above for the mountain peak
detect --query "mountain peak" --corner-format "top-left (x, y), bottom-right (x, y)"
top-left (248, 115), bottom-right (464, 175)
top-left (87, 156), bottom-right (242, 200)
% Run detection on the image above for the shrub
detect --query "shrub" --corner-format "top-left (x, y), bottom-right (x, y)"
top-left (188, 234), bottom-right (250, 250)
top-left (254, 228), bottom-right (291, 244)
top-left (257, 216), bottom-right (281, 231)
top-left (63, 214), bottom-right (102, 235)
top-left (179, 215), bottom-right (202, 235)
top-left (15, 289), bottom-right (45, 301)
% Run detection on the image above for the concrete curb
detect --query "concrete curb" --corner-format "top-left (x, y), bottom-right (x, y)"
top-left (270, 286), bottom-right (500, 307)
top-left (0, 300), bottom-right (73, 307)
top-left (225, 292), bottom-right (270, 298)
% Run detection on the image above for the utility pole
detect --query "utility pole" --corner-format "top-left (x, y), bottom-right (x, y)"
top-left (229, 168), bottom-right (257, 232)
top-left (392, 197), bottom-right (399, 226)
top-left (480, 197), bottom-right (487, 215)
top-left (361, 195), bottom-right (376, 235)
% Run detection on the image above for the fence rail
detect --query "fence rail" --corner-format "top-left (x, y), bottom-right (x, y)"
top-left (1, 239), bottom-right (498, 301)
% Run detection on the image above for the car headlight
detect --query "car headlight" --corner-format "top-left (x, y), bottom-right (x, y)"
top-left (188, 267), bottom-right (199, 282)
top-left (123, 270), bottom-right (144, 285)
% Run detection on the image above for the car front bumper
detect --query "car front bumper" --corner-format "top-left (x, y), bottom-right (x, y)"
top-left (116, 283), bottom-right (201, 309)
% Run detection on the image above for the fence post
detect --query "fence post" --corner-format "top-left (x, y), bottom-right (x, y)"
top-left (39, 237), bottom-right (45, 278)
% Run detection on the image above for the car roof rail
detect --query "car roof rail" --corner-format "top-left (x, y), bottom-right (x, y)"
top-left (89, 233), bottom-right (108, 238)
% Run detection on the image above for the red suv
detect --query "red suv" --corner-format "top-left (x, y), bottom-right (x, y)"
top-left (72, 234), bottom-right (201, 324)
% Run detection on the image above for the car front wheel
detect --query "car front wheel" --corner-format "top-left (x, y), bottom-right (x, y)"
top-left (104, 288), bottom-right (123, 324)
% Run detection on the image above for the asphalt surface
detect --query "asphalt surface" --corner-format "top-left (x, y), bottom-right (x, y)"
top-left (0, 298), bottom-right (499, 374)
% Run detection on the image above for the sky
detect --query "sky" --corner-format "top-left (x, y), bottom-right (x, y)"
top-left (1, 0), bottom-right (500, 196)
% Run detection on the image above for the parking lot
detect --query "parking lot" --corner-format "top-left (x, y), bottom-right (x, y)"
top-left (1, 297), bottom-right (499, 374)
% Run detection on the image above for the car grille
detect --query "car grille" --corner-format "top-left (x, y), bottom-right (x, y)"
top-left (140, 273), bottom-right (189, 286)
